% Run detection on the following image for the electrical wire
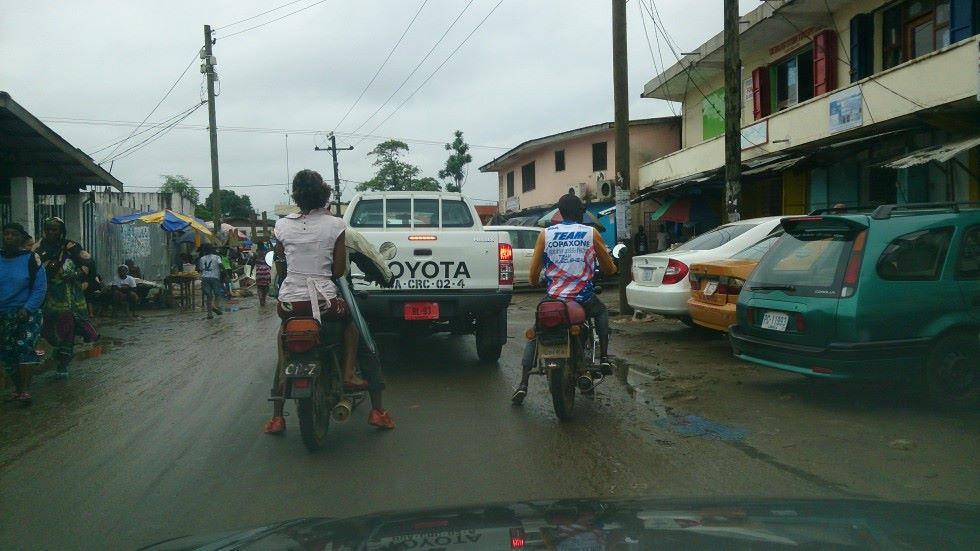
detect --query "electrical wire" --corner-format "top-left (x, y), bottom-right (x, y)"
top-left (98, 51), bottom-right (200, 165)
top-left (102, 102), bottom-right (206, 163)
top-left (216, 0), bottom-right (331, 41)
top-left (332, 0), bottom-right (429, 133)
top-left (214, 0), bottom-right (310, 31)
top-left (637, 0), bottom-right (676, 116)
top-left (41, 116), bottom-right (510, 150)
top-left (355, 0), bottom-right (506, 147)
top-left (343, 0), bottom-right (478, 139)
top-left (87, 102), bottom-right (210, 156)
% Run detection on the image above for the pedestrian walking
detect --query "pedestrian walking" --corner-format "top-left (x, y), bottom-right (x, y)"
top-left (1, 223), bottom-right (47, 403)
top-left (253, 251), bottom-right (272, 307)
top-left (197, 244), bottom-right (224, 319)
top-left (634, 226), bottom-right (649, 255)
top-left (36, 217), bottom-right (97, 379)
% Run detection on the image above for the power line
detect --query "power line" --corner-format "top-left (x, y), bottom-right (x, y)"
top-left (98, 51), bottom-right (200, 165)
top-left (355, 0), bottom-right (506, 147)
top-left (343, 0), bottom-right (478, 138)
top-left (42, 116), bottom-right (510, 150)
top-left (636, 0), bottom-right (676, 116)
top-left (214, 0), bottom-right (310, 31)
top-left (332, 0), bottom-right (429, 133)
top-left (103, 102), bottom-right (207, 163)
top-left (87, 102), bottom-right (210, 156)
top-left (216, 0), bottom-right (331, 41)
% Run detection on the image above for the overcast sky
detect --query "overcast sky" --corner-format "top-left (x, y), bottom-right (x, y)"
top-left (2, 0), bottom-right (763, 214)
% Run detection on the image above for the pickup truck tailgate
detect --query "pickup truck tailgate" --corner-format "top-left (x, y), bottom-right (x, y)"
top-left (355, 230), bottom-right (502, 292)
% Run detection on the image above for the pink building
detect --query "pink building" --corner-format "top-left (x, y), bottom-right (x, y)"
top-left (479, 118), bottom-right (681, 214)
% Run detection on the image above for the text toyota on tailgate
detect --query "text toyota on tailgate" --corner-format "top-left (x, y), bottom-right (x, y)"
top-left (344, 192), bottom-right (514, 362)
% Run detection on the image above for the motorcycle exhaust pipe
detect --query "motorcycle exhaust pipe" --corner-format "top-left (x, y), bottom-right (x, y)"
top-left (332, 398), bottom-right (353, 422)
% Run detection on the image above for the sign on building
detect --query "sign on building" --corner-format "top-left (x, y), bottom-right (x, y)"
top-left (615, 184), bottom-right (631, 242)
top-left (740, 120), bottom-right (769, 150)
top-left (829, 86), bottom-right (864, 134)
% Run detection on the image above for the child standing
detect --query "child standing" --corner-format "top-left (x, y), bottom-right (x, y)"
top-left (253, 253), bottom-right (272, 306)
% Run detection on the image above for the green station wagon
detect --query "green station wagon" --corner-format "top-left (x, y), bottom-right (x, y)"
top-left (729, 203), bottom-right (979, 409)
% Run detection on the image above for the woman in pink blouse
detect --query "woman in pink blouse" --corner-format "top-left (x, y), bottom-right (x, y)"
top-left (265, 170), bottom-right (394, 433)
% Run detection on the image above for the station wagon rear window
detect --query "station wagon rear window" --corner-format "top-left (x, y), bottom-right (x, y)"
top-left (350, 198), bottom-right (474, 229)
top-left (747, 231), bottom-right (853, 297)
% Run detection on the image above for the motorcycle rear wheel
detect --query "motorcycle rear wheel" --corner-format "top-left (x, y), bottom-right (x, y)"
top-left (297, 368), bottom-right (331, 452)
top-left (549, 362), bottom-right (576, 420)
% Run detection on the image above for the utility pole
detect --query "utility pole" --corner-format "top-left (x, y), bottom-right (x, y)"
top-left (203, 25), bottom-right (222, 232)
top-left (314, 134), bottom-right (354, 215)
top-left (612, 0), bottom-right (633, 315)
top-left (723, 0), bottom-right (742, 222)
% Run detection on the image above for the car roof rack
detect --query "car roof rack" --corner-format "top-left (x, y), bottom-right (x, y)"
top-left (870, 202), bottom-right (980, 220)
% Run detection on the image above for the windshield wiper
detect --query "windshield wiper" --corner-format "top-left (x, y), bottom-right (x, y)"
top-left (750, 284), bottom-right (797, 292)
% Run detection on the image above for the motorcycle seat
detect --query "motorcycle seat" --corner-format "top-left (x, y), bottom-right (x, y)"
top-left (565, 301), bottom-right (586, 325)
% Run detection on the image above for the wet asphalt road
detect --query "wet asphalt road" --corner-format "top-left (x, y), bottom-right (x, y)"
top-left (0, 292), bottom-right (929, 550)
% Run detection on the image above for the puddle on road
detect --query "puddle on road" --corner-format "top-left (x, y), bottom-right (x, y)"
top-left (611, 356), bottom-right (747, 444)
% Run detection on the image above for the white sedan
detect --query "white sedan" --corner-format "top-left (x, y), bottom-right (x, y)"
top-left (626, 216), bottom-right (783, 324)
top-left (484, 225), bottom-right (543, 286)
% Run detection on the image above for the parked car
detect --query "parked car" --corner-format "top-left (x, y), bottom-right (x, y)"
top-left (626, 217), bottom-right (783, 325)
top-left (687, 231), bottom-right (782, 332)
top-left (484, 225), bottom-right (542, 286)
top-left (729, 204), bottom-right (980, 409)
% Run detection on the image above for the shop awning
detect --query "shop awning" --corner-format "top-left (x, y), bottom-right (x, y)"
top-left (880, 134), bottom-right (980, 169)
top-left (648, 197), bottom-right (719, 225)
top-left (743, 155), bottom-right (807, 175)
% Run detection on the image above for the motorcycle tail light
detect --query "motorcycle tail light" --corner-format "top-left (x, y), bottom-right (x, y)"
top-left (292, 379), bottom-right (311, 389)
top-left (283, 318), bottom-right (320, 353)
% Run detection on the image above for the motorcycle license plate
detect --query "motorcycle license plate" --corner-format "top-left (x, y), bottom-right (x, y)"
top-left (404, 302), bottom-right (439, 320)
top-left (537, 337), bottom-right (570, 360)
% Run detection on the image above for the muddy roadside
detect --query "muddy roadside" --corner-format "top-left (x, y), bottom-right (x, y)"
top-left (512, 289), bottom-right (980, 503)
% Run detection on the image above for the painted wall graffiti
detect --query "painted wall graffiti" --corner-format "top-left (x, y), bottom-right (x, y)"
top-left (121, 225), bottom-right (151, 259)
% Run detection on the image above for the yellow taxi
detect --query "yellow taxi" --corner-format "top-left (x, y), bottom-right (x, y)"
top-left (687, 232), bottom-right (781, 332)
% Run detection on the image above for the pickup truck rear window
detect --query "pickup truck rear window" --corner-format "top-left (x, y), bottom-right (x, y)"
top-left (350, 198), bottom-right (474, 229)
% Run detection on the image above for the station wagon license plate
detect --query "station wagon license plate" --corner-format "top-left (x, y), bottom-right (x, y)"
top-left (702, 281), bottom-right (718, 296)
top-left (404, 302), bottom-right (439, 320)
top-left (761, 311), bottom-right (789, 332)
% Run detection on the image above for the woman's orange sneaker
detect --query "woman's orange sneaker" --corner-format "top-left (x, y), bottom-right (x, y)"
top-left (368, 409), bottom-right (395, 430)
top-left (263, 416), bottom-right (285, 434)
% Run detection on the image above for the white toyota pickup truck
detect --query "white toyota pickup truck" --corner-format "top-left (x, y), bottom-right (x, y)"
top-left (343, 192), bottom-right (514, 362)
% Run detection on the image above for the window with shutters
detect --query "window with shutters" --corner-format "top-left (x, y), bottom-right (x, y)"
top-left (505, 171), bottom-right (514, 197)
top-left (773, 48), bottom-right (813, 111)
top-left (882, 0), bottom-right (955, 70)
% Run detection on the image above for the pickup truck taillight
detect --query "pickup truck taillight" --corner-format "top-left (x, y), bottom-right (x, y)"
top-left (498, 243), bottom-right (514, 285)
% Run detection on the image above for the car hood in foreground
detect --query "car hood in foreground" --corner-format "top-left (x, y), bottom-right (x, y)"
top-left (141, 497), bottom-right (979, 550)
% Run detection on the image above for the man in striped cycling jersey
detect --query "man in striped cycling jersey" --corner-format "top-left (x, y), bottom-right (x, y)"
top-left (512, 193), bottom-right (617, 404)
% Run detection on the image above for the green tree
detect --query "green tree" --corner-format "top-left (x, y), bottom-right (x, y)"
top-left (438, 130), bottom-right (472, 193)
top-left (357, 140), bottom-right (442, 192)
top-left (203, 189), bottom-right (255, 218)
top-left (194, 204), bottom-right (212, 221)
top-left (159, 174), bottom-right (200, 205)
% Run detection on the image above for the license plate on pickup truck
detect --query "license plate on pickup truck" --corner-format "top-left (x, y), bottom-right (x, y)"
top-left (404, 302), bottom-right (439, 320)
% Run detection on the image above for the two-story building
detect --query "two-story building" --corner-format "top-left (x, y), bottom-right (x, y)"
top-left (479, 117), bottom-right (681, 243)
top-left (637, 0), bottom-right (979, 218)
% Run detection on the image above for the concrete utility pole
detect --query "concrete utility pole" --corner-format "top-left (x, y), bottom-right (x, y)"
top-left (315, 134), bottom-right (354, 215)
top-left (612, 0), bottom-right (633, 315)
top-left (203, 25), bottom-right (223, 232)
top-left (723, 0), bottom-right (742, 222)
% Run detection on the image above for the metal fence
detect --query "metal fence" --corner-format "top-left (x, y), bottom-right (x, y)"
top-left (85, 202), bottom-right (172, 282)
